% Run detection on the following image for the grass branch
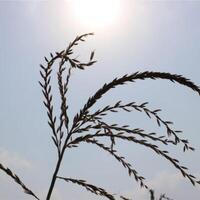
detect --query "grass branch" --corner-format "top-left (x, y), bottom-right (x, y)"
top-left (57, 176), bottom-right (116, 200)
top-left (0, 163), bottom-right (39, 200)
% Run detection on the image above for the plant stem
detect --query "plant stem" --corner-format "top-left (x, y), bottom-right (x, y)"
top-left (46, 149), bottom-right (64, 200)
top-left (46, 132), bottom-right (72, 200)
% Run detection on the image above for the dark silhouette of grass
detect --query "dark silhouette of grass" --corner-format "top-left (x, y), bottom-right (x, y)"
top-left (0, 163), bottom-right (39, 200)
top-left (1, 33), bottom-right (200, 200)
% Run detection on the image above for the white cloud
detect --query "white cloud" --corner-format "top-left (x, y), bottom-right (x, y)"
top-left (148, 170), bottom-right (183, 190)
top-left (122, 170), bottom-right (200, 200)
top-left (0, 147), bottom-right (32, 169)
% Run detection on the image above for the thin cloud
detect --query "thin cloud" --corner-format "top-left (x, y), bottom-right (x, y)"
top-left (0, 147), bottom-right (32, 169)
top-left (122, 170), bottom-right (200, 200)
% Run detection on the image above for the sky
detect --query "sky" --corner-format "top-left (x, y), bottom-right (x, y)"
top-left (0, 0), bottom-right (200, 200)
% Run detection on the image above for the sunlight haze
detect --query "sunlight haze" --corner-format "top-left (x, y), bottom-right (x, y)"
top-left (70, 0), bottom-right (122, 29)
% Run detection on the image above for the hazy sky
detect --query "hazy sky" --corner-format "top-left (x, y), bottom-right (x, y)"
top-left (0, 1), bottom-right (200, 200)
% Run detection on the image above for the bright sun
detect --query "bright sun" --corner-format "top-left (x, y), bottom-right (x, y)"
top-left (71, 0), bottom-right (121, 29)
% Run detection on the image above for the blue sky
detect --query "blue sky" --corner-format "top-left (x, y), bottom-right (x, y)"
top-left (0, 1), bottom-right (200, 200)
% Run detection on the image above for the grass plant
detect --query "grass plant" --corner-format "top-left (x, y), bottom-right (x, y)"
top-left (1, 33), bottom-right (200, 200)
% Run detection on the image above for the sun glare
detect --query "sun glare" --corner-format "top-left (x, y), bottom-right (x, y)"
top-left (71, 0), bottom-right (121, 29)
